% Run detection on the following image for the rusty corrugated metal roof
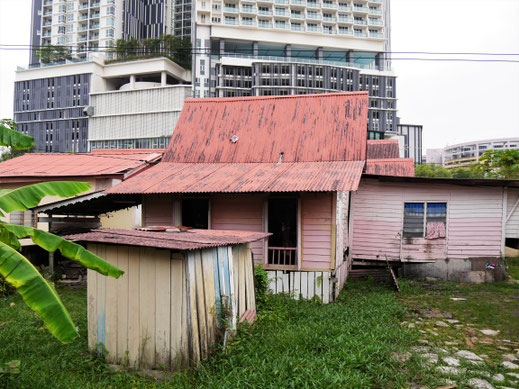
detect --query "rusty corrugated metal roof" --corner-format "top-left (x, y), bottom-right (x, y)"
top-left (162, 92), bottom-right (369, 163)
top-left (0, 150), bottom-right (162, 181)
top-left (66, 228), bottom-right (271, 251)
top-left (366, 139), bottom-right (400, 159)
top-left (106, 160), bottom-right (365, 193)
top-left (364, 159), bottom-right (415, 177)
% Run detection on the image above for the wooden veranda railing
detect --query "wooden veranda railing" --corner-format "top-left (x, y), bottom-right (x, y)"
top-left (267, 247), bottom-right (297, 267)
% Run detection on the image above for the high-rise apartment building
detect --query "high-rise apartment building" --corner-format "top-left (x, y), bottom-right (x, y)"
top-left (29, 0), bottom-right (174, 66)
top-left (192, 0), bottom-right (397, 136)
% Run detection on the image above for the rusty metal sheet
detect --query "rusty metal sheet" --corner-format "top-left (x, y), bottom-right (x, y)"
top-left (106, 161), bottom-right (365, 194)
top-left (0, 150), bottom-right (163, 180)
top-left (366, 139), bottom-right (400, 159)
top-left (162, 92), bottom-right (369, 164)
top-left (364, 158), bottom-right (415, 177)
top-left (66, 228), bottom-right (271, 251)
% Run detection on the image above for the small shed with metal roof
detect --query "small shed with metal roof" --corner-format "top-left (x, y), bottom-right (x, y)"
top-left (68, 228), bottom-right (270, 370)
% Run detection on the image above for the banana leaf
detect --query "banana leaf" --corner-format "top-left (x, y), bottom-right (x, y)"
top-left (0, 241), bottom-right (79, 342)
top-left (0, 124), bottom-right (34, 150)
top-left (3, 224), bottom-right (123, 278)
top-left (0, 181), bottom-right (91, 214)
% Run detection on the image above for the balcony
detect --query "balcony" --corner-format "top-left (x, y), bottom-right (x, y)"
top-left (224, 18), bottom-right (238, 25)
top-left (43, 0), bottom-right (53, 6)
top-left (323, 15), bottom-right (336, 22)
top-left (275, 9), bottom-right (289, 16)
top-left (368, 18), bottom-right (383, 26)
top-left (90, 11), bottom-right (100, 18)
top-left (42, 31), bottom-right (52, 37)
top-left (79, 14), bottom-right (89, 20)
top-left (241, 6), bottom-right (257, 13)
top-left (79, 25), bottom-right (88, 31)
top-left (89, 34), bottom-right (99, 40)
top-left (338, 28), bottom-right (352, 35)
top-left (307, 25), bottom-right (321, 32)
top-left (43, 21), bottom-right (52, 26)
top-left (274, 22), bottom-right (288, 29)
top-left (90, 23), bottom-right (100, 29)
top-left (258, 21), bottom-right (273, 28)
top-left (323, 28), bottom-right (335, 34)
top-left (291, 24), bottom-right (303, 31)
top-left (80, 3), bottom-right (89, 9)
top-left (78, 36), bottom-right (88, 42)
top-left (241, 19), bottom-right (256, 26)
top-left (91, 1), bottom-right (101, 6)
top-left (353, 5), bottom-right (368, 12)
top-left (322, 2), bottom-right (337, 9)
top-left (306, 1), bottom-right (320, 7)
top-left (338, 16), bottom-right (353, 23)
top-left (43, 10), bottom-right (52, 16)
top-left (368, 7), bottom-right (382, 15)
top-left (354, 19), bottom-right (366, 25)
top-left (275, 0), bottom-right (289, 3)
top-left (369, 31), bottom-right (383, 38)
top-left (290, 13), bottom-right (304, 18)
top-left (338, 5), bottom-right (351, 11)
top-left (223, 6), bottom-right (239, 12)
top-left (306, 13), bottom-right (322, 20)
top-left (354, 30), bottom-right (367, 37)
top-left (290, 0), bottom-right (306, 6)
top-left (258, 9), bottom-right (273, 15)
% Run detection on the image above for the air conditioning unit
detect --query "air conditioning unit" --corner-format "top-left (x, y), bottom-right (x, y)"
top-left (83, 106), bottom-right (94, 116)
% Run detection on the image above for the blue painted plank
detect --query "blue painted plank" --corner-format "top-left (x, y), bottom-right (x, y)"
top-left (97, 311), bottom-right (105, 353)
top-left (212, 248), bottom-right (223, 328)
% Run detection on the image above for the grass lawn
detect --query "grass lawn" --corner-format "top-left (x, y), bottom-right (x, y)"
top-left (1, 271), bottom-right (518, 388)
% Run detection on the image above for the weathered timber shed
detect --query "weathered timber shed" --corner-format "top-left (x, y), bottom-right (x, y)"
top-left (68, 228), bottom-right (269, 370)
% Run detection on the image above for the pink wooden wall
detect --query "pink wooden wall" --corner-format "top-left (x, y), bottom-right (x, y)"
top-left (142, 195), bottom-right (174, 226)
top-left (211, 194), bottom-right (266, 261)
top-left (301, 193), bottom-right (333, 270)
top-left (351, 179), bottom-right (504, 262)
top-left (142, 192), bottom-right (335, 269)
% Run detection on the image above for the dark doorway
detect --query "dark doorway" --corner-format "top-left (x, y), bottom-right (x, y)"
top-left (268, 198), bottom-right (297, 266)
top-left (182, 198), bottom-right (209, 229)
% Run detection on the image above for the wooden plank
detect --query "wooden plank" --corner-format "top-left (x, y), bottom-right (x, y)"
top-left (267, 270), bottom-right (277, 294)
top-left (238, 246), bottom-right (246, 317)
top-left (170, 253), bottom-right (184, 370)
top-left (186, 252), bottom-right (200, 364)
top-left (300, 271), bottom-right (308, 299)
top-left (289, 272), bottom-right (294, 295)
top-left (127, 246), bottom-right (140, 368)
top-left (139, 248), bottom-right (156, 368)
top-left (276, 270), bottom-right (283, 293)
top-left (282, 272), bottom-right (289, 294)
top-left (155, 249), bottom-right (171, 368)
top-left (180, 258), bottom-right (189, 368)
top-left (212, 249), bottom-right (223, 329)
top-left (116, 246), bottom-right (129, 364)
top-left (232, 246), bottom-right (240, 313)
top-left (104, 245), bottom-right (118, 363)
top-left (226, 246), bottom-right (237, 332)
top-left (322, 271), bottom-right (330, 304)
top-left (195, 250), bottom-right (209, 361)
top-left (201, 249), bottom-right (217, 351)
top-left (244, 244), bottom-right (256, 311)
top-left (307, 272), bottom-right (315, 300)
top-left (86, 244), bottom-right (98, 351)
top-left (95, 244), bottom-right (106, 350)
top-left (293, 271), bottom-right (301, 300)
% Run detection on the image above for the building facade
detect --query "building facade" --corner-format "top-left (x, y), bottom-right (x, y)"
top-left (385, 123), bottom-right (422, 164)
top-left (29, 0), bottom-right (177, 66)
top-left (14, 56), bottom-right (191, 153)
top-left (192, 0), bottom-right (398, 135)
top-left (426, 137), bottom-right (519, 168)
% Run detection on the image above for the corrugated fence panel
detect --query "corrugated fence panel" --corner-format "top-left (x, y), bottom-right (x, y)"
top-left (267, 270), bottom-right (333, 303)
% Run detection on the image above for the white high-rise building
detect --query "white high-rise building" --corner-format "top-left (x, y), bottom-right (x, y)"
top-left (30, 0), bottom-right (174, 65)
top-left (191, 0), bottom-right (397, 135)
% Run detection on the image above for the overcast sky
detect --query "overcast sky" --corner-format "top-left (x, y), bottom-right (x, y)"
top-left (0, 0), bottom-right (518, 150)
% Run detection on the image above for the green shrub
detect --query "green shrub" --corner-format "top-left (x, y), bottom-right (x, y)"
top-left (254, 265), bottom-right (269, 308)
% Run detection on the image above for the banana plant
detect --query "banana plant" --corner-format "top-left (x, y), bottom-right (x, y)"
top-left (0, 122), bottom-right (123, 343)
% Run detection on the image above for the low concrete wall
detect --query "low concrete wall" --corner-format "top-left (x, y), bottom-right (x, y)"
top-left (402, 257), bottom-right (506, 283)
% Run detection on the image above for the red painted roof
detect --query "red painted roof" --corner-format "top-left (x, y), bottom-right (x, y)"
top-left (162, 92), bottom-right (369, 163)
top-left (66, 228), bottom-right (271, 251)
top-left (364, 159), bottom-right (415, 177)
top-left (106, 161), bottom-right (365, 193)
top-left (0, 150), bottom-right (162, 181)
top-left (366, 139), bottom-right (400, 159)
